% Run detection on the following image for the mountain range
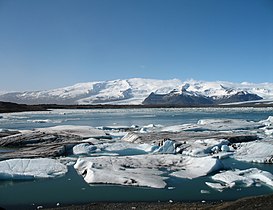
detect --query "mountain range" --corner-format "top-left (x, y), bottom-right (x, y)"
top-left (0, 78), bottom-right (273, 105)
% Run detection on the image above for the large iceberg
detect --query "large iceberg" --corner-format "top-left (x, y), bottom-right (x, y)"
top-left (0, 158), bottom-right (67, 180)
top-left (74, 155), bottom-right (222, 188)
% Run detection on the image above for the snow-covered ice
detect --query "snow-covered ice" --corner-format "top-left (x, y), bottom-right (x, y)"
top-left (206, 168), bottom-right (273, 190)
top-left (171, 156), bottom-right (223, 179)
top-left (233, 141), bottom-right (273, 163)
top-left (0, 158), bottom-right (67, 180)
top-left (74, 154), bottom-right (223, 188)
top-left (73, 141), bottom-right (158, 156)
top-left (197, 119), bottom-right (263, 131)
top-left (182, 138), bottom-right (231, 157)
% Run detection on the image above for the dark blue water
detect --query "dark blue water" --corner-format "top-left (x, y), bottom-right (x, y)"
top-left (1, 107), bottom-right (272, 130)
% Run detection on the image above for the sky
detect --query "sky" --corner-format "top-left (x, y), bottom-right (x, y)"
top-left (0, 0), bottom-right (272, 91)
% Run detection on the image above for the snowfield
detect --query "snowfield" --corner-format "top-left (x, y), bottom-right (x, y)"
top-left (0, 78), bottom-right (273, 105)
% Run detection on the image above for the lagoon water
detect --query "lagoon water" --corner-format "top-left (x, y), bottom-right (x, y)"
top-left (0, 108), bottom-right (273, 209)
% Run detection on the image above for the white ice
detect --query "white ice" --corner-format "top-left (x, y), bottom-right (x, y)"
top-left (170, 156), bottom-right (223, 179)
top-left (233, 141), bottom-right (273, 163)
top-left (207, 168), bottom-right (273, 190)
top-left (74, 154), bottom-right (222, 188)
top-left (197, 119), bottom-right (263, 131)
top-left (182, 138), bottom-right (231, 157)
top-left (0, 158), bottom-right (67, 180)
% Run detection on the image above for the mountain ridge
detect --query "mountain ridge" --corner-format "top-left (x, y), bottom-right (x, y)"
top-left (0, 78), bottom-right (273, 105)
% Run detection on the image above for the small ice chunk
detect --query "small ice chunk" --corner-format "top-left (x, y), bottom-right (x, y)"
top-left (200, 190), bottom-right (210, 194)
top-left (205, 182), bottom-right (225, 191)
top-left (73, 143), bottom-right (97, 155)
top-left (221, 145), bottom-right (230, 152)
top-left (153, 140), bottom-right (176, 154)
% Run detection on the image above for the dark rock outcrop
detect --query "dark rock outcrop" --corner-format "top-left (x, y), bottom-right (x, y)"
top-left (213, 91), bottom-right (263, 104)
top-left (143, 90), bottom-right (262, 106)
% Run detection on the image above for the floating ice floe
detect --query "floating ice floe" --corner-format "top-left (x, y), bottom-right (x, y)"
top-left (73, 141), bottom-right (158, 156)
top-left (97, 125), bottom-right (132, 131)
top-left (197, 119), bottom-right (263, 131)
top-left (74, 155), bottom-right (222, 188)
top-left (259, 116), bottom-right (273, 136)
top-left (260, 116), bottom-right (273, 127)
top-left (0, 158), bottom-right (67, 180)
top-left (37, 125), bottom-right (109, 139)
top-left (170, 156), bottom-right (223, 179)
top-left (233, 141), bottom-right (273, 163)
top-left (161, 124), bottom-right (207, 132)
top-left (182, 138), bottom-right (231, 157)
top-left (161, 119), bottom-right (263, 133)
top-left (206, 168), bottom-right (273, 191)
top-left (73, 143), bottom-right (98, 155)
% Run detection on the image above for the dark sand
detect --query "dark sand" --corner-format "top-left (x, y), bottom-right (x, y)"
top-left (43, 193), bottom-right (273, 210)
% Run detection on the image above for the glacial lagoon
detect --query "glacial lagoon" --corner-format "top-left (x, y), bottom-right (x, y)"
top-left (0, 107), bottom-right (273, 209)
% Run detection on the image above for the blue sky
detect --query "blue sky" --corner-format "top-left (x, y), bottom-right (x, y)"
top-left (0, 0), bottom-right (272, 91)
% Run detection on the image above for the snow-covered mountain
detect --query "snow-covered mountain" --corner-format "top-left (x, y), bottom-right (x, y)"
top-left (0, 78), bottom-right (273, 105)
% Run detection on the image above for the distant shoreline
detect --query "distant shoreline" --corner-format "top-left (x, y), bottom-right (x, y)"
top-left (1, 101), bottom-right (273, 114)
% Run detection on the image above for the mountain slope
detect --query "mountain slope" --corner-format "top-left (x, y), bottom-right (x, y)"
top-left (0, 78), bottom-right (273, 105)
top-left (0, 78), bottom-right (182, 105)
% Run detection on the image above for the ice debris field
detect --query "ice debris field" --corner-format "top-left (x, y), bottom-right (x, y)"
top-left (0, 113), bottom-right (273, 193)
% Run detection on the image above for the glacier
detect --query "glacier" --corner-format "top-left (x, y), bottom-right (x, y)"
top-left (0, 78), bottom-right (273, 105)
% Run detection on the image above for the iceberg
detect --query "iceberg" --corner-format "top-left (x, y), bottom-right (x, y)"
top-left (72, 141), bottom-right (158, 156)
top-left (74, 154), bottom-right (223, 188)
top-left (171, 156), bottom-right (223, 179)
top-left (197, 119), bottom-right (263, 131)
top-left (207, 168), bottom-right (273, 190)
top-left (182, 138), bottom-right (231, 157)
top-left (72, 143), bottom-right (97, 155)
top-left (233, 141), bottom-right (273, 163)
top-left (153, 139), bottom-right (176, 154)
top-left (0, 158), bottom-right (67, 180)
